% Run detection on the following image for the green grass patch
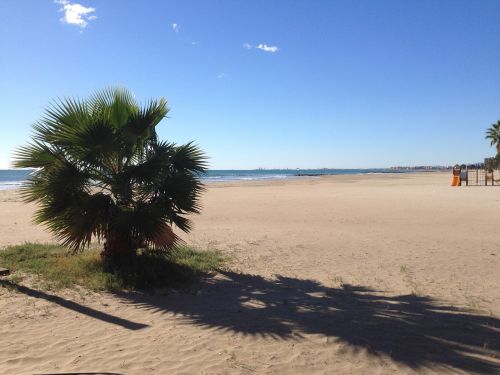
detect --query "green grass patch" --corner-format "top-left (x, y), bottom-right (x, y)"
top-left (0, 243), bottom-right (225, 291)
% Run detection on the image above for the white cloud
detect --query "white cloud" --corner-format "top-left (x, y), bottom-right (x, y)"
top-left (55, 0), bottom-right (96, 30)
top-left (256, 44), bottom-right (278, 53)
top-left (243, 43), bottom-right (279, 53)
top-left (172, 23), bottom-right (180, 33)
top-left (217, 73), bottom-right (227, 79)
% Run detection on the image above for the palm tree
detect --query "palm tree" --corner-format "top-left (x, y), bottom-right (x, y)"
top-left (14, 87), bottom-right (206, 264)
top-left (485, 120), bottom-right (500, 155)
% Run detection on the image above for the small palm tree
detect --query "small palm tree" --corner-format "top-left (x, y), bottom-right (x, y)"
top-left (485, 120), bottom-right (500, 155)
top-left (14, 87), bottom-right (206, 264)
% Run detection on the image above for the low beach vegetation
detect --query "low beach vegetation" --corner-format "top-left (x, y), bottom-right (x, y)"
top-left (0, 242), bottom-right (225, 291)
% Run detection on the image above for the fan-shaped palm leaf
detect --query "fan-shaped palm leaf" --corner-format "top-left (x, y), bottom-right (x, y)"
top-left (485, 120), bottom-right (500, 154)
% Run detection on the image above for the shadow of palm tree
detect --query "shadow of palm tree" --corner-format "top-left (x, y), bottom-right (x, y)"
top-left (0, 280), bottom-right (148, 331)
top-left (115, 271), bottom-right (500, 374)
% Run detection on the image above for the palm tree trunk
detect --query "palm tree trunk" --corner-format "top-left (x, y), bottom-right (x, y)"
top-left (102, 233), bottom-right (136, 266)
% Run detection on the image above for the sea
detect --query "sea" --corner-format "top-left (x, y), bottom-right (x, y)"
top-left (0, 168), bottom-right (407, 190)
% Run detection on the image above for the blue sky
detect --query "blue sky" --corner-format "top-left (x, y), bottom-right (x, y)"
top-left (1, 0), bottom-right (499, 169)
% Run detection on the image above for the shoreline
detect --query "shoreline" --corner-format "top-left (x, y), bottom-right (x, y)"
top-left (0, 169), bottom-right (451, 191)
top-left (201, 170), bottom-right (450, 188)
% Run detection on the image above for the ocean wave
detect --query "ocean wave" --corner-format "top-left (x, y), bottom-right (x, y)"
top-left (201, 174), bottom-right (292, 182)
top-left (0, 181), bottom-right (26, 190)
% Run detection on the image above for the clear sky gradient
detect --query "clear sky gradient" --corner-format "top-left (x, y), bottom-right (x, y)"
top-left (1, 0), bottom-right (499, 169)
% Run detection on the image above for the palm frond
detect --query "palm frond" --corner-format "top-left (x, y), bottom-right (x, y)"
top-left (485, 120), bottom-right (500, 148)
top-left (171, 142), bottom-right (208, 173)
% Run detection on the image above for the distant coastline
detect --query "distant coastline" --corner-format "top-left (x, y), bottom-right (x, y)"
top-left (390, 166), bottom-right (452, 172)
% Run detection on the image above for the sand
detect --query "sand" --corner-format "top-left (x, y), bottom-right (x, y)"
top-left (0, 172), bottom-right (499, 374)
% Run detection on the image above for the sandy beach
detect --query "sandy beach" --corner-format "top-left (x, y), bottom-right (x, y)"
top-left (1, 172), bottom-right (499, 374)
